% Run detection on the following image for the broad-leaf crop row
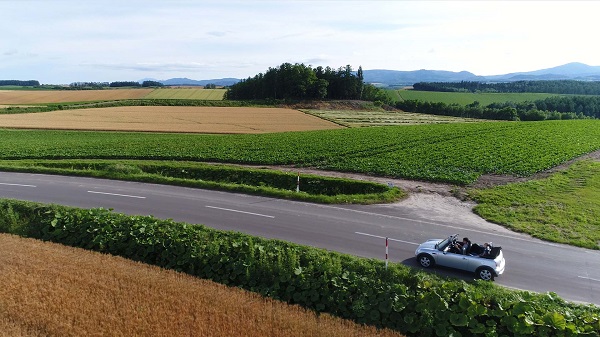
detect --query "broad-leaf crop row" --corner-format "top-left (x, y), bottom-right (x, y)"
top-left (1, 120), bottom-right (599, 184)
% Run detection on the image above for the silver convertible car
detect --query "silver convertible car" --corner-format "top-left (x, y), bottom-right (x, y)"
top-left (415, 234), bottom-right (506, 281)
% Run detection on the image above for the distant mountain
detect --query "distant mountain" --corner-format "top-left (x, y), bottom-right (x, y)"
top-left (145, 62), bottom-right (600, 88)
top-left (484, 62), bottom-right (600, 82)
top-left (363, 62), bottom-right (600, 87)
top-left (362, 69), bottom-right (485, 87)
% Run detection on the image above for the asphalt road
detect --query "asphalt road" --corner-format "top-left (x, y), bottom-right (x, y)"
top-left (1, 171), bottom-right (598, 305)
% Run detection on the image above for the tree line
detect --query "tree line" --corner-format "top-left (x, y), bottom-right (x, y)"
top-left (225, 63), bottom-right (388, 102)
top-left (395, 94), bottom-right (600, 121)
top-left (0, 80), bottom-right (40, 86)
top-left (68, 81), bottom-right (163, 89)
top-left (413, 80), bottom-right (600, 95)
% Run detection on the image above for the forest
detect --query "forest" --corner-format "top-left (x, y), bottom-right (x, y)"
top-left (413, 80), bottom-right (600, 95)
top-left (395, 95), bottom-right (600, 121)
top-left (225, 63), bottom-right (388, 101)
top-left (0, 80), bottom-right (40, 86)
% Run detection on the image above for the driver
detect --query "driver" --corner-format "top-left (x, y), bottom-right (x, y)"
top-left (452, 237), bottom-right (471, 255)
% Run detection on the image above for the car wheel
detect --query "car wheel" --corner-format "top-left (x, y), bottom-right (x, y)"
top-left (476, 267), bottom-right (495, 281)
top-left (417, 254), bottom-right (435, 268)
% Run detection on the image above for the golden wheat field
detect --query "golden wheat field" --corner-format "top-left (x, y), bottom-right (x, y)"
top-left (0, 89), bottom-right (153, 104)
top-left (0, 234), bottom-right (404, 337)
top-left (0, 106), bottom-right (344, 133)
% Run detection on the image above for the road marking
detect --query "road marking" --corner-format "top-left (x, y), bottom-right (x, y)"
top-left (578, 275), bottom-right (600, 283)
top-left (205, 205), bottom-right (275, 218)
top-left (87, 191), bottom-right (146, 199)
top-left (324, 204), bottom-right (565, 248)
top-left (355, 232), bottom-right (419, 245)
top-left (0, 182), bottom-right (36, 187)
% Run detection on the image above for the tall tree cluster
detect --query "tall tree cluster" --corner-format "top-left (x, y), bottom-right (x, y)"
top-left (0, 80), bottom-right (40, 86)
top-left (109, 81), bottom-right (141, 87)
top-left (225, 63), bottom-right (366, 100)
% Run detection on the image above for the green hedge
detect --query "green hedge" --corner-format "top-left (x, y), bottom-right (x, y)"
top-left (0, 199), bottom-right (598, 336)
top-left (0, 160), bottom-right (402, 204)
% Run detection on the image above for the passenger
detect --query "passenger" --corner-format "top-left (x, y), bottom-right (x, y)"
top-left (479, 242), bottom-right (492, 257)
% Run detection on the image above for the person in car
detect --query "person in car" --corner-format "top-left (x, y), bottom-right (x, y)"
top-left (452, 237), bottom-right (471, 254)
top-left (479, 242), bottom-right (492, 257)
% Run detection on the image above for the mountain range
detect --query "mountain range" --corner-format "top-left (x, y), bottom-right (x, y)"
top-left (144, 62), bottom-right (600, 88)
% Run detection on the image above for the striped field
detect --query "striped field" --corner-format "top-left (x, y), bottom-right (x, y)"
top-left (0, 88), bottom-right (226, 104)
top-left (142, 88), bottom-right (226, 100)
top-left (0, 89), bottom-right (153, 104)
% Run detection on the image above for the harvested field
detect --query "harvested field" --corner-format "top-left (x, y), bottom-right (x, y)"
top-left (0, 234), bottom-right (404, 337)
top-left (0, 89), bottom-right (153, 104)
top-left (0, 106), bottom-right (344, 133)
top-left (143, 88), bottom-right (226, 100)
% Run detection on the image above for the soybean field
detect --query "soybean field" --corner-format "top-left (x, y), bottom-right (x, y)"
top-left (2, 120), bottom-right (600, 184)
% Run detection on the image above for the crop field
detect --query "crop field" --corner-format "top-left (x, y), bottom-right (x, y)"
top-left (0, 106), bottom-right (343, 133)
top-left (0, 234), bottom-right (403, 337)
top-left (303, 109), bottom-right (482, 126)
top-left (142, 88), bottom-right (226, 100)
top-left (0, 88), bottom-right (154, 104)
top-left (1, 120), bottom-right (599, 184)
top-left (393, 90), bottom-right (563, 105)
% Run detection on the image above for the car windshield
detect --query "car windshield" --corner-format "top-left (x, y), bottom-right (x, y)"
top-left (436, 237), bottom-right (452, 251)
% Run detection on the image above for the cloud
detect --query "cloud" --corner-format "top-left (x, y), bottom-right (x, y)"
top-left (206, 31), bottom-right (228, 37)
top-left (3, 49), bottom-right (18, 56)
top-left (84, 62), bottom-right (210, 72)
top-left (83, 61), bottom-right (261, 74)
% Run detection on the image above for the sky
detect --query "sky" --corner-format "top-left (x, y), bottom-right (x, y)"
top-left (1, 0), bottom-right (599, 84)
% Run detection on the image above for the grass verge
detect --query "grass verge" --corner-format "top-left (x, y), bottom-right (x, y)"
top-left (0, 159), bottom-right (404, 204)
top-left (469, 160), bottom-right (600, 249)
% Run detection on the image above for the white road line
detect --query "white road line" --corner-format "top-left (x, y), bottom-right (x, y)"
top-left (0, 182), bottom-right (36, 187)
top-left (87, 191), bottom-right (146, 199)
top-left (205, 205), bottom-right (275, 218)
top-left (355, 231), bottom-right (419, 246)
top-left (578, 275), bottom-right (600, 283)
top-left (325, 204), bottom-right (564, 248)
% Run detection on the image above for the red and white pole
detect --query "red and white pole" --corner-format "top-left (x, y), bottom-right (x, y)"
top-left (296, 172), bottom-right (300, 192)
top-left (385, 237), bottom-right (389, 269)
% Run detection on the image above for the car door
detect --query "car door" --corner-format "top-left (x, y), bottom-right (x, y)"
top-left (436, 251), bottom-right (469, 270)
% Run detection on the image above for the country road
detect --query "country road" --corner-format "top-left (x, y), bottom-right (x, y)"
top-left (1, 171), bottom-right (599, 305)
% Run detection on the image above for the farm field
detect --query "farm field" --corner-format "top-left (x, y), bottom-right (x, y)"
top-left (0, 88), bottom-right (153, 104)
top-left (393, 90), bottom-right (563, 105)
top-left (0, 106), bottom-right (343, 133)
top-left (0, 234), bottom-right (403, 337)
top-left (304, 109), bottom-right (482, 126)
top-left (1, 120), bottom-right (599, 184)
top-left (142, 88), bottom-right (226, 100)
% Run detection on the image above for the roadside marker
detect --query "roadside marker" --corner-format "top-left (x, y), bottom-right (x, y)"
top-left (385, 237), bottom-right (389, 269)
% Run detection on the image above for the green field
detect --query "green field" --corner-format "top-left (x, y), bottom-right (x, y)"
top-left (2, 120), bottom-right (599, 184)
top-left (143, 88), bottom-right (226, 100)
top-left (470, 160), bottom-right (600, 249)
top-left (393, 90), bottom-right (563, 105)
